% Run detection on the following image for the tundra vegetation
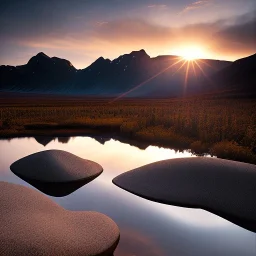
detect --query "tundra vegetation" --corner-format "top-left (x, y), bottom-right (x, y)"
top-left (1, 96), bottom-right (256, 164)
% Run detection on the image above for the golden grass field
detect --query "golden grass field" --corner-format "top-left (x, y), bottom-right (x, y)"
top-left (1, 93), bottom-right (256, 164)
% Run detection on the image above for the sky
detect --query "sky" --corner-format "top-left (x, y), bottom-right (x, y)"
top-left (0, 0), bottom-right (255, 69)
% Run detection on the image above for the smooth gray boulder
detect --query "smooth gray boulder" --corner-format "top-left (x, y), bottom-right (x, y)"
top-left (113, 157), bottom-right (256, 233)
top-left (0, 181), bottom-right (120, 256)
top-left (10, 150), bottom-right (103, 196)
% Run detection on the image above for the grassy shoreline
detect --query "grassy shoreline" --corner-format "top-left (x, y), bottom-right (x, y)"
top-left (1, 96), bottom-right (256, 164)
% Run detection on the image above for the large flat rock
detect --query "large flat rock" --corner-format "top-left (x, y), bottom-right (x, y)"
top-left (10, 150), bottom-right (103, 196)
top-left (0, 182), bottom-right (120, 256)
top-left (113, 157), bottom-right (256, 233)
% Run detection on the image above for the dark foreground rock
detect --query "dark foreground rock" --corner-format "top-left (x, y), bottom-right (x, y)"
top-left (10, 150), bottom-right (103, 196)
top-left (0, 182), bottom-right (120, 256)
top-left (113, 157), bottom-right (256, 233)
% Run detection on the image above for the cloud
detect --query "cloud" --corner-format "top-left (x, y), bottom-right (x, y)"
top-left (212, 11), bottom-right (256, 56)
top-left (180, 0), bottom-right (212, 14)
top-left (216, 10), bottom-right (256, 45)
top-left (94, 18), bottom-right (214, 48)
top-left (147, 4), bottom-right (167, 9)
top-left (93, 10), bottom-right (256, 60)
top-left (17, 9), bottom-right (255, 66)
top-left (1, 1), bottom-right (255, 67)
top-left (95, 21), bottom-right (109, 27)
top-left (94, 19), bottom-right (173, 45)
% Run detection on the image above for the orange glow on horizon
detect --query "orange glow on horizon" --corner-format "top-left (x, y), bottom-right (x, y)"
top-left (175, 46), bottom-right (206, 61)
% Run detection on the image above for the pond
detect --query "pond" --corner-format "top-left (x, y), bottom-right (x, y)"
top-left (0, 136), bottom-right (255, 256)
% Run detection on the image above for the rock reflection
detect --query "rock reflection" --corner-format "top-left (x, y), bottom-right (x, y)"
top-left (12, 174), bottom-right (100, 197)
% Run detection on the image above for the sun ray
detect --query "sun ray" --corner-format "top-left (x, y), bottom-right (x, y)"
top-left (191, 61), bottom-right (197, 77)
top-left (109, 49), bottom-right (215, 103)
top-left (194, 60), bottom-right (215, 86)
top-left (109, 58), bottom-right (184, 103)
top-left (197, 59), bottom-right (217, 70)
top-left (194, 60), bottom-right (208, 78)
top-left (183, 61), bottom-right (190, 95)
top-left (172, 59), bottom-right (188, 76)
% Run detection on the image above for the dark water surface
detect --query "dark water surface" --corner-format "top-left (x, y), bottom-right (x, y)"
top-left (0, 136), bottom-right (255, 256)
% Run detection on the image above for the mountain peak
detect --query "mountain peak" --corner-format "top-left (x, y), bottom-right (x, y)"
top-left (85, 56), bottom-right (110, 70)
top-left (139, 49), bottom-right (147, 54)
top-left (93, 56), bottom-right (111, 65)
top-left (131, 49), bottom-right (147, 54)
top-left (96, 56), bottom-right (105, 61)
top-left (36, 52), bottom-right (50, 58)
top-left (130, 49), bottom-right (149, 58)
top-left (51, 57), bottom-right (75, 68)
top-left (27, 52), bottom-right (51, 65)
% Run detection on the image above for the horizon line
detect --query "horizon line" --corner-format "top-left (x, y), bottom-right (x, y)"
top-left (1, 49), bottom-right (255, 70)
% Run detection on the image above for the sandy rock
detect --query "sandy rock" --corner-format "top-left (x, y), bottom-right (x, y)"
top-left (0, 181), bottom-right (120, 256)
top-left (113, 157), bottom-right (256, 233)
top-left (10, 150), bottom-right (103, 196)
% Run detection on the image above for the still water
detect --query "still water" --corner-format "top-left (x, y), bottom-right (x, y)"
top-left (0, 136), bottom-right (255, 256)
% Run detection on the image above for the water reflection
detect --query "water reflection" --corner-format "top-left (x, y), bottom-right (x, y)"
top-left (0, 136), bottom-right (255, 256)
top-left (34, 136), bottom-right (56, 146)
top-left (33, 136), bottom-right (72, 146)
top-left (5, 134), bottom-right (155, 150)
top-left (10, 173), bottom-right (101, 197)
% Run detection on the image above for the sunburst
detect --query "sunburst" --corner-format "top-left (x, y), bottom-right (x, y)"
top-left (179, 46), bottom-right (204, 61)
top-left (109, 52), bottom-right (214, 102)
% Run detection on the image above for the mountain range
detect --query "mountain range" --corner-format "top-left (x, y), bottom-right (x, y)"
top-left (0, 50), bottom-right (255, 97)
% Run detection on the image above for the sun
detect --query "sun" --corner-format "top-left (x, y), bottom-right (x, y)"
top-left (179, 46), bottom-right (204, 61)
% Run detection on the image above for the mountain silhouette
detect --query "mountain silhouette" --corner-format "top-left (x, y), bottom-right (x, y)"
top-left (1, 50), bottom-right (254, 97)
top-left (0, 52), bottom-right (76, 93)
top-left (212, 53), bottom-right (256, 94)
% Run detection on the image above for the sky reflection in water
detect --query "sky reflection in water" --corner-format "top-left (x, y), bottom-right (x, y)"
top-left (0, 136), bottom-right (255, 256)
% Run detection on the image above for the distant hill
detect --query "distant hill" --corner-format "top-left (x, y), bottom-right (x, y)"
top-left (211, 53), bottom-right (256, 94)
top-left (1, 49), bottom-right (254, 97)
